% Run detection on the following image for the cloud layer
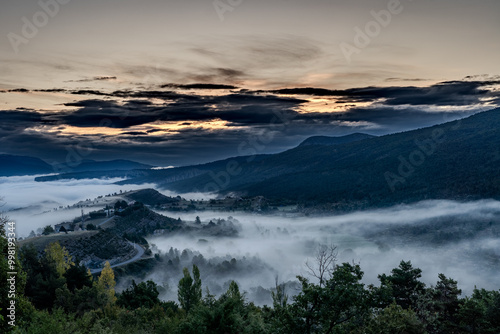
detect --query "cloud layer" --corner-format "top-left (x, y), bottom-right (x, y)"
top-left (1, 78), bottom-right (499, 166)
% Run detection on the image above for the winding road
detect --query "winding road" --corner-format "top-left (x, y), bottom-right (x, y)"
top-left (97, 216), bottom-right (115, 227)
top-left (89, 241), bottom-right (145, 274)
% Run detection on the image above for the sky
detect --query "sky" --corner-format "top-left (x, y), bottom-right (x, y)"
top-left (1, 0), bottom-right (499, 166)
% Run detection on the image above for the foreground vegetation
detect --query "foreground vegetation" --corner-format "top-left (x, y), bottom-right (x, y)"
top-left (2, 217), bottom-right (500, 334)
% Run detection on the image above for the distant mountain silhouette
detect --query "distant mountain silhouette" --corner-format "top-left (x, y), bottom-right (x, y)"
top-left (70, 160), bottom-right (153, 173)
top-left (35, 107), bottom-right (500, 210)
top-left (0, 155), bottom-right (52, 176)
top-left (298, 133), bottom-right (376, 147)
top-left (122, 107), bottom-right (500, 209)
top-left (1, 155), bottom-right (153, 177)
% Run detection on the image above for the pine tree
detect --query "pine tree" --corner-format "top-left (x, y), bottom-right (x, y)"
top-left (379, 260), bottom-right (425, 310)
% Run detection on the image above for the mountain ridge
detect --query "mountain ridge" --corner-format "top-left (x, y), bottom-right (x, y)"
top-left (298, 133), bottom-right (376, 147)
top-left (155, 107), bottom-right (500, 208)
top-left (0, 154), bottom-right (154, 177)
top-left (33, 107), bottom-right (500, 210)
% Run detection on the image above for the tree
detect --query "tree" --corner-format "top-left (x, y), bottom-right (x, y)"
top-left (195, 216), bottom-right (201, 225)
top-left (268, 278), bottom-right (294, 334)
top-left (430, 273), bottom-right (462, 333)
top-left (305, 244), bottom-right (337, 287)
top-left (96, 261), bottom-right (116, 305)
top-left (459, 288), bottom-right (500, 334)
top-left (378, 260), bottom-right (425, 310)
top-left (117, 280), bottom-right (160, 310)
top-left (20, 245), bottom-right (65, 310)
top-left (64, 262), bottom-right (92, 292)
top-left (290, 263), bottom-right (370, 334)
top-left (42, 225), bottom-right (55, 235)
top-left (177, 281), bottom-right (269, 334)
top-left (114, 200), bottom-right (128, 211)
top-left (55, 284), bottom-right (109, 316)
top-left (178, 265), bottom-right (202, 313)
top-left (366, 303), bottom-right (425, 334)
top-left (86, 223), bottom-right (96, 230)
top-left (45, 242), bottom-right (74, 277)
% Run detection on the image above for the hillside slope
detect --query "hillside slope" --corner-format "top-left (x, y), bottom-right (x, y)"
top-left (161, 108), bottom-right (500, 208)
top-left (298, 133), bottom-right (376, 147)
top-left (32, 108), bottom-right (500, 209)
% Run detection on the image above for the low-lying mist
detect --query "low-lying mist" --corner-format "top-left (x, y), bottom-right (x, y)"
top-left (0, 175), bottom-right (156, 236)
top-left (2, 175), bottom-right (499, 306)
top-left (146, 200), bottom-right (500, 305)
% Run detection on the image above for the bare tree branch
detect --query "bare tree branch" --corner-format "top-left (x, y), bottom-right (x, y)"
top-left (305, 243), bottom-right (338, 286)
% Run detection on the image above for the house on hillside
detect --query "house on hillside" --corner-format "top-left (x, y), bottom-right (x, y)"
top-left (55, 222), bottom-right (73, 233)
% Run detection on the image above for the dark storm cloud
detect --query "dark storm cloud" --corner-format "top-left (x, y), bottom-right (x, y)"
top-left (0, 109), bottom-right (56, 134)
top-left (267, 80), bottom-right (500, 106)
top-left (34, 89), bottom-right (67, 93)
top-left (187, 67), bottom-right (246, 83)
top-left (0, 109), bottom-right (42, 123)
top-left (0, 126), bottom-right (256, 166)
top-left (64, 100), bottom-right (118, 108)
top-left (300, 107), bottom-right (474, 131)
top-left (59, 102), bottom-right (163, 128)
top-left (3, 80), bottom-right (497, 136)
top-left (382, 81), bottom-right (500, 106)
top-left (8, 88), bottom-right (30, 93)
top-left (121, 131), bottom-right (148, 136)
top-left (161, 83), bottom-right (238, 90)
top-left (73, 76), bottom-right (117, 82)
top-left (55, 93), bottom-right (306, 128)
top-left (119, 135), bottom-right (171, 143)
top-left (126, 100), bottom-right (154, 105)
top-left (0, 130), bottom-right (89, 163)
top-left (71, 90), bottom-right (110, 96)
top-left (0, 82), bottom-right (487, 137)
top-left (1, 78), bottom-right (498, 166)
top-left (385, 78), bottom-right (430, 83)
top-left (109, 90), bottom-right (202, 101)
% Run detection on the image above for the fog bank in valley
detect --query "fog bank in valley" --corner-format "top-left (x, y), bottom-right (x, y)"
top-left (1, 175), bottom-right (499, 305)
top-left (0, 175), bottom-right (156, 236)
top-left (147, 200), bottom-right (500, 304)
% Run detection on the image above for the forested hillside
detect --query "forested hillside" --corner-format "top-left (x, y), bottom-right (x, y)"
top-left (161, 108), bottom-right (500, 209)
top-left (34, 108), bottom-right (500, 211)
